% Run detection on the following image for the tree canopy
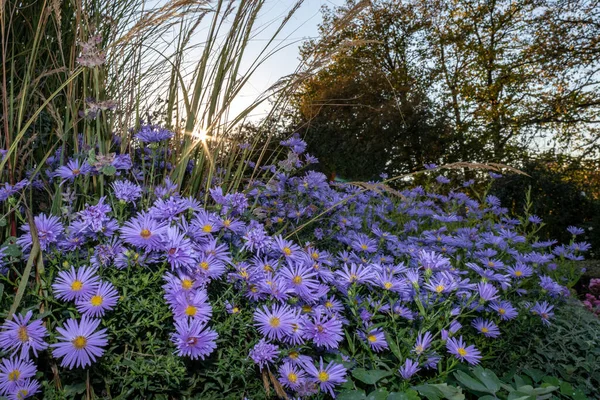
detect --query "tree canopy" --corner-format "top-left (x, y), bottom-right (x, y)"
top-left (290, 0), bottom-right (600, 180)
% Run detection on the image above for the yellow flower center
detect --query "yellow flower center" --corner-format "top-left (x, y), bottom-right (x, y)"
top-left (232, 307), bottom-right (239, 314)
top-left (302, 305), bottom-right (312, 313)
top-left (17, 326), bottom-right (29, 342)
top-left (458, 348), bottom-right (467, 357)
top-left (185, 305), bottom-right (197, 316)
top-left (415, 345), bottom-right (424, 354)
top-left (361, 244), bottom-right (368, 250)
top-left (435, 285), bottom-right (445, 293)
top-left (325, 301), bottom-right (333, 309)
top-left (311, 252), bottom-right (319, 260)
top-left (269, 317), bottom-right (281, 328)
top-left (292, 275), bottom-right (302, 285)
top-left (317, 325), bottom-right (324, 333)
top-left (250, 285), bottom-right (258, 293)
top-left (71, 280), bottom-right (83, 291)
top-left (288, 372), bottom-right (298, 383)
top-left (202, 224), bottom-right (212, 233)
top-left (240, 270), bottom-right (249, 279)
top-left (90, 295), bottom-right (103, 306)
top-left (8, 369), bottom-right (20, 381)
top-left (481, 327), bottom-right (489, 333)
top-left (140, 229), bottom-right (151, 239)
top-left (200, 261), bottom-right (209, 270)
top-left (349, 273), bottom-right (358, 282)
top-left (289, 351), bottom-right (299, 359)
top-left (515, 270), bottom-right (523, 277)
top-left (72, 336), bottom-right (87, 349)
top-left (72, 168), bottom-right (80, 175)
top-left (367, 334), bottom-right (377, 342)
top-left (17, 389), bottom-right (29, 399)
top-left (263, 264), bottom-right (273, 272)
top-left (181, 279), bottom-right (193, 290)
top-left (223, 219), bottom-right (231, 227)
top-left (318, 371), bottom-right (329, 382)
top-left (499, 308), bottom-right (506, 315)
top-left (488, 261), bottom-right (495, 267)
top-left (283, 247), bottom-right (292, 256)
top-left (384, 282), bottom-right (393, 290)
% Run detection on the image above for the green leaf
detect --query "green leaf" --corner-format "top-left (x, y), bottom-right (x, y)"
top-left (338, 390), bottom-right (367, 400)
top-left (523, 368), bottom-right (545, 383)
top-left (559, 381), bottom-right (574, 396)
top-left (352, 368), bottom-right (393, 385)
top-left (471, 366), bottom-right (502, 393)
top-left (432, 384), bottom-right (465, 400)
top-left (385, 332), bottom-right (403, 360)
top-left (367, 389), bottom-right (390, 400)
top-left (387, 389), bottom-right (420, 400)
top-left (64, 383), bottom-right (86, 396)
top-left (412, 384), bottom-right (444, 400)
top-left (102, 165), bottom-right (117, 176)
top-left (454, 370), bottom-right (492, 394)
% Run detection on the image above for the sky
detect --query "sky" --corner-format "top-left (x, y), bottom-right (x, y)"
top-left (226, 0), bottom-right (345, 121)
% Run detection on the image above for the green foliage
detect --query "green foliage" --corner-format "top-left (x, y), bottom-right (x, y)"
top-left (487, 300), bottom-right (600, 396)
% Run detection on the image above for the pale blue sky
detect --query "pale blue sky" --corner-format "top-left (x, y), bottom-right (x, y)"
top-left (229, 0), bottom-right (345, 120)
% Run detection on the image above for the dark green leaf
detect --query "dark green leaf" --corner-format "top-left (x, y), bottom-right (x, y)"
top-left (352, 368), bottom-right (393, 385)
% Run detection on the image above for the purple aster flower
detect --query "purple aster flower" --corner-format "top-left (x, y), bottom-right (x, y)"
top-left (273, 235), bottom-right (302, 263)
top-left (6, 378), bottom-right (40, 400)
top-left (54, 158), bottom-right (91, 181)
top-left (350, 233), bottom-right (378, 253)
top-left (51, 316), bottom-right (108, 369)
top-left (446, 336), bottom-right (481, 365)
top-left (280, 264), bottom-right (320, 301)
top-left (413, 331), bottom-right (433, 355)
top-left (531, 301), bottom-right (555, 326)
top-left (399, 358), bottom-right (420, 380)
top-left (278, 361), bottom-right (306, 389)
top-left (477, 282), bottom-right (499, 302)
top-left (567, 226), bottom-right (585, 236)
top-left (111, 180), bottom-right (142, 203)
top-left (52, 266), bottom-right (100, 301)
top-left (472, 318), bottom-right (500, 338)
top-left (528, 215), bottom-right (543, 224)
top-left (162, 227), bottom-right (196, 270)
top-left (16, 214), bottom-right (64, 252)
top-left (359, 328), bottom-right (388, 352)
top-left (75, 281), bottom-right (119, 317)
top-left (120, 212), bottom-right (167, 250)
top-left (172, 290), bottom-right (212, 323)
top-left (171, 318), bottom-right (218, 360)
top-left (249, 339), bottom-right (279, 371)
top-left (134, 124), bottom-right (174, 143)
top-left (281, 134), bottom-right (307, 154)
top-left (335, 263), bottom-right (374, 287)
top-left (506, 262), bottom-right (533, 279)
top-left (0, 311), bottom-right (48, 359)
top-left (303, 357), bottom-right (347, 398)
top-left (253, 304), bottom-right (296, 341)
top-left (0, 358), bottom-right (37, 395)
top-left (436, 175), bottom-right (451, 184)
top-left (304, 311), bottom-right (343, 349)
top-left (489, 300), bottom-right (518, 320)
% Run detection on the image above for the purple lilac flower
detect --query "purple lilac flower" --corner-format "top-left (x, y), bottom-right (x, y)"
top-left (0, 311), bottom-right (48, 358)
top-left (0, 358), bottom-right (37, 395)
top-left (303, 357), bottom-right (347, 398)
top-left (399, 358), bottom-right (420, 380)
top-left (16, 214), bottom-right (64, 252)
top-left (51, 316), bottom-right (108, 369)
top-left (446, 336), bottom-right (481, 365)
top-left (304, 311), bottom-right (343, 349)
top-left (253, 304), bottom-right (296, 341)
top-left (171, 318), bottom-right (218, 360)
top-left (52, 266), bottom-right (100, 301)
top-left (120, 212), bottom-right (167, 250)
top-left (472, 318), bottom-right (500, 338)
top-left (112, 180), bottom-right (143, 203)
top-left (249, 339), bottom-right (279, 371)
top-left (75, 281), bottom-right (119, 317)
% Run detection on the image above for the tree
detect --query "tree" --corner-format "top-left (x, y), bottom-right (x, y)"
top-left (289, 0), bottom-right (600, 178)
